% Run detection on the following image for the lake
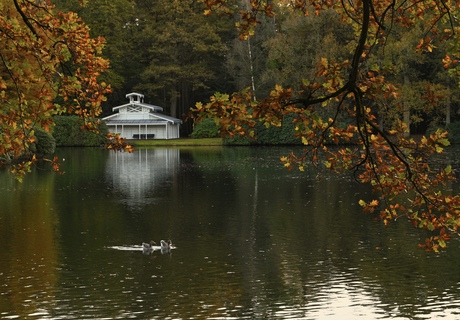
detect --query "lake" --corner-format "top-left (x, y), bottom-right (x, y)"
top-left (0, 146), bottom-right (459, 319)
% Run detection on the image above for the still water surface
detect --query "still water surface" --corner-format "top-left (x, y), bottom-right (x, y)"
top-left (0, 146), bottom-right (459, 319)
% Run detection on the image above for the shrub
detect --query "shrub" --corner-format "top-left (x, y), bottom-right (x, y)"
top-left (33, 128), bottom-right (56, 155)
top-left (224, 114), bottom-right (301, 145)
top-left (254, 114), bottom-right (301, 145)
top-left (223, 113), bottom-right (357, 145)
top-left (53, 115), bottom-right (108, 147)
top-left (223, 133), bottom-right (253, 145)
top-left (191, 118), bottom-right (220, 138)
top-left (446, 122), bottom-right (460, 144)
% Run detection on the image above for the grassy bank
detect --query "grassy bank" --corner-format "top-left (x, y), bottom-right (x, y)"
top-left (128, 137), bottom-right (223, 146)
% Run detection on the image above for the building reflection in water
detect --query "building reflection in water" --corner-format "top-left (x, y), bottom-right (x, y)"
top-left (105, 148), bottom-right (180, 206)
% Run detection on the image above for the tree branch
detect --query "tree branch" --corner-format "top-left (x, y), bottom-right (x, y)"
top-left (13, 0), bottom-right (38, 37)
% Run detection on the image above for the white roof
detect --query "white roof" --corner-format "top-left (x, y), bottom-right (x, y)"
top-left (112, 102), bottom-right (163, 113)
top-left (104, 115), bottom-right (182, 125)
top-left (102, 92), bottom-right (182, 125)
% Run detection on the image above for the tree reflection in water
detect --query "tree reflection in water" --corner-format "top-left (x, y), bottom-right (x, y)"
top-left (0, 146), bottom-right (459, 319)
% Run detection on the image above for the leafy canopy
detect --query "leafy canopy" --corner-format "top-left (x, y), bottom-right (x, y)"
top-left (0, 0), bottom-right (132, 179)
top-left (193, 0), bottom-right (460, 251)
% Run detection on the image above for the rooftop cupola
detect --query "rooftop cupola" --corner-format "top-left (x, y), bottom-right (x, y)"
top-left (126, 92), bottom-right (144, 104)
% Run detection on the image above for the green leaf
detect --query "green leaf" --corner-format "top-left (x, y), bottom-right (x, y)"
top-left (438, 138), bottom-right (450, 146)
top-left (445, 165), bottom-right (452, 174)
top-left (439, 239), bottom-right (447, 248)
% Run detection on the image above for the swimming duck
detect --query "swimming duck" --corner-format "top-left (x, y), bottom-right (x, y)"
top-left (160, 239), bottom-right (172, 249)
top-left (142, 240), bottom-right (156, 249)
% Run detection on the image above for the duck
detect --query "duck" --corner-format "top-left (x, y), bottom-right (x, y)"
top-left (160, 239), bottom-right (172, 250)
top-left (142, 240), bottom-right (156, 249)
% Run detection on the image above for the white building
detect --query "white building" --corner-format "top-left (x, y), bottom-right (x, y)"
top-left (102, 92), bottom-right (182, 139)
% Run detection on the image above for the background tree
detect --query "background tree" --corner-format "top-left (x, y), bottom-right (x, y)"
top-left (225, 0), bottom-right (278, 99)
top-left (194, 0), bottom-right (460, 251)
top-left (364, 20), bottom-right (460, 136)
top-left (133, 0), bottom-right (231, 133)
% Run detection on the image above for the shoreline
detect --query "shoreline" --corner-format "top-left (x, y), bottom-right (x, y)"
top-left (128, 137), bottom-right (223, 147)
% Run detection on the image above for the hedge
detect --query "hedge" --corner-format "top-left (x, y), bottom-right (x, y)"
top-left (190, 118), bottom-right (220, 138)
top-left (223, 114), bottom-right (302, 145)
top-left (53, 115), bottom-right (109, 147)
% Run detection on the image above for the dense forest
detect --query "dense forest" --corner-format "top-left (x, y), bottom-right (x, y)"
top-left (55, 0), bottom-right (234, 135)
top-left (54, 0), bottom-right (460, 136)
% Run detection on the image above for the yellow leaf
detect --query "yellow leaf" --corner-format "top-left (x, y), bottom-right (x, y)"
top-left (370, 199), bottom-right (379, 206)
top-left (439, 239), bottom-right (446, 248)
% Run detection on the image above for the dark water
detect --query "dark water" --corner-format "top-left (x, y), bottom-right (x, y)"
top-left (0, 146), bottom-right (459, 319)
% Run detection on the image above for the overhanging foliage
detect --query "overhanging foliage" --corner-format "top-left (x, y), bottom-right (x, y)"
top-left (192, 0), bottom-right (460, 251)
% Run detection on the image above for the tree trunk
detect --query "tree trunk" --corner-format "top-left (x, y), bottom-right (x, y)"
top-left (446, 98), bottom-right (451, 126)
top-left (247, 37), bottom-right (257, 100)
top-left (170, 89), bottom-right (178, 118)
top-left (403, 73), bottom-right (411, 138)
top-left (378, 116), bottom-right (384, 132)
